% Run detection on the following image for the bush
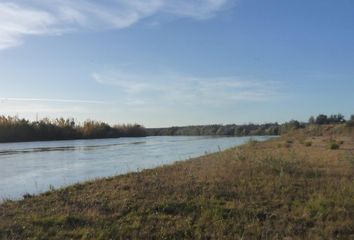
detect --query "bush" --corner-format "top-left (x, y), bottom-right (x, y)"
top-left (329, 142), bottom-right (340, 150)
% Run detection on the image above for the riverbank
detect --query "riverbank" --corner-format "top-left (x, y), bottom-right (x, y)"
top-left (1, 125), bottom-right (354, 239)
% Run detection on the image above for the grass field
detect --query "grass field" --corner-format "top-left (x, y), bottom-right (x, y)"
top-left (1, 125), bottom-right (354, 239)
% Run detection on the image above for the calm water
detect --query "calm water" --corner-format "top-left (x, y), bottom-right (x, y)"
top-left (0, 136), bottom-right (273, 200)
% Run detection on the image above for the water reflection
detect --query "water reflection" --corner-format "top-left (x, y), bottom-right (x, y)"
top-left (0, 141), bottom-right (149, 156)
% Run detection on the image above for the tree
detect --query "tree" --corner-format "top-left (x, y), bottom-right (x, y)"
top-left (315, 114), bottom-right (328, 125)
top-left (309, 116), bottom-right (315, 124)
top-left (328, 114), bottom-right (345, 124)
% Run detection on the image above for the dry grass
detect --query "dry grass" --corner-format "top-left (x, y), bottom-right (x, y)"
top-left (1, 126), bottom-right (354, 239)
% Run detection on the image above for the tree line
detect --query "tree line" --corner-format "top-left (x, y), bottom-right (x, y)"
top-left (308, 114), bottom-right (349, 125)
top-left (0, 113), bottom-right (353, 142)
top-left (147, 113), bottom-right (354, 137)
top-left (147, 123), bottom-right (280, 137)
top-left (0, 116), bottom-right (146, 143)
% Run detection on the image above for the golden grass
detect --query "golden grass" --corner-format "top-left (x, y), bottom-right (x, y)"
top-left (1, 127), bottom-right (354, 239)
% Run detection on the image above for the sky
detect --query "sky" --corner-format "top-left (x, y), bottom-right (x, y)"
top-left (0, 0), bottom-right (353, 127)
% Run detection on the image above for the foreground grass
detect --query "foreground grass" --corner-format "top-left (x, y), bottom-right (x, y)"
top-left (1, 127), bottom-right (354, 239)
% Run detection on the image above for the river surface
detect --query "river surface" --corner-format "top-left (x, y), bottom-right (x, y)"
top-left (0, 136), bottom-right (273, 200)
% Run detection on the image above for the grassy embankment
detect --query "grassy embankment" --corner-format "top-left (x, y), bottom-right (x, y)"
top-left (1, 124), bottom-right (354, 239)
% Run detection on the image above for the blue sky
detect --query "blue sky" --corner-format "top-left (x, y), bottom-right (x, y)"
top-left (0, 0), bottom-right (353, 127)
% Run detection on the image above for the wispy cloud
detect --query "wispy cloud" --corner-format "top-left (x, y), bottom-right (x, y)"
top-left (0, 0), bottom-right (234, 50)
top-left (164, 0), bottom-right (230, 19)
top-left (0, 3), bottom-right (59, 49)
top-left (0, 97), bottom-right (111, 120)
top-left (0, 97), bottom-right (107, 104)
top-left (91, 69), bottom-right (280, 106)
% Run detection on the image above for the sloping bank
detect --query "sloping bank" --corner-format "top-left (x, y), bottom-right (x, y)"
top-left (1, 126), bottom-right (354, 239)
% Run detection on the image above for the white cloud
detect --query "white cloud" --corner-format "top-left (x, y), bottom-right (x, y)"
top-left (91, 69), bottom-right (280, 106)
top-left (0, 3), bottom-right (58, 49)
top-left (91, 72), bottom-right (153, 94)
top-left (0, 0), bottom-right (234, 50)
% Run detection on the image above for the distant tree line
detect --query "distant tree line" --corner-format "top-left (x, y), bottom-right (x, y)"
top-left (147, 123), bottom-right (280, 137)
top-left (147, 113), bottom-right (354, 137)
top-left (0, 116), bottom-right (146, 143)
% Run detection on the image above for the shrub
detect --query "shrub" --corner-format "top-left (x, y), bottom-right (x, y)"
top-left (329, 142), bottom-right (340, 150)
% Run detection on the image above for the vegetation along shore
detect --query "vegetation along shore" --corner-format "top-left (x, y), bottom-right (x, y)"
top-left (0, 113), bottom-right (351, 143)
top-left (1, 120), bottom-right (354, 239)
top-left (0, 116), bottom-right (146, 143)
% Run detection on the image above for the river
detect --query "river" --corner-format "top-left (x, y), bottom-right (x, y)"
top-left (0, 135), bottom-right (273, 200)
